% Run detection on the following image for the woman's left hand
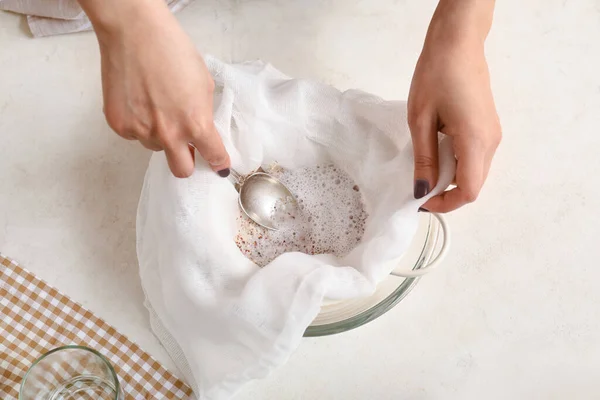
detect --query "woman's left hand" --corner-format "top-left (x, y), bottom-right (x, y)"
top-left (408, 0), bottom-right (501, 213)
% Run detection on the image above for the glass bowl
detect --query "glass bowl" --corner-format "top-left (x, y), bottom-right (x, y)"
top-left (305, 212), bottom-right (446, 336)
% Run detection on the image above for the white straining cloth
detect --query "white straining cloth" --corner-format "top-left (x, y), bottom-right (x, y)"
top-left (137, 56), bottom-right (455, 400)
top-left (0, 0), bottom-right (192, 37)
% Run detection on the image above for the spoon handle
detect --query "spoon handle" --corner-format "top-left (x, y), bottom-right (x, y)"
top-left (228, 168), bottom-right (242, 192)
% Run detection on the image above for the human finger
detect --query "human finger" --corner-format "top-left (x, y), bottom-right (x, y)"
top-left (409, 111), bottom-right (439, 199)
top-left (191, 121), bottom-right (231, 177)
top-left (164, 141), bottom-right (196, 178)
top-left (422, 145), bottom-right (484, 213)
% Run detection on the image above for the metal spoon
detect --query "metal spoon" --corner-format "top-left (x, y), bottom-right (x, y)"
top-left (228, 168), bottom-right (299, 231)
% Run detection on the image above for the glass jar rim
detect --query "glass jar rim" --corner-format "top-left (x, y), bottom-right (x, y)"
top-left (19, 345), bottom-right (121, 400)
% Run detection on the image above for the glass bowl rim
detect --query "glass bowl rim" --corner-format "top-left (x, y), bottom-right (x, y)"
top-left (304, 213), bottom-right (436, 337)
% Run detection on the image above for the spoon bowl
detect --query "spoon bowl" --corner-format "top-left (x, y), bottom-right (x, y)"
top-left (230, 169), bottom-right (299, 230)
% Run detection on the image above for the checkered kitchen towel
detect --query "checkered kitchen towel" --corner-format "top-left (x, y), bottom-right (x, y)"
top-left (0, 254), bottom-right (194, 399)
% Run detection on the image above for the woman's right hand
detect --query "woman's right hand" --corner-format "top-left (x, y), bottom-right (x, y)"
top-left (78, 0), bottom-right (230, 178)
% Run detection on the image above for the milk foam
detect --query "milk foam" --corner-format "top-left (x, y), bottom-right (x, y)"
top-left (235, 164), bottom-right (367, 267)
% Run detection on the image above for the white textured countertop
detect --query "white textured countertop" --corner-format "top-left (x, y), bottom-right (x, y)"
top-left (2, 1), bottom-right (600, 399)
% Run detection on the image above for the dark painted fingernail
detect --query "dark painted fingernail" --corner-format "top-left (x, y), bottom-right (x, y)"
top-left (218, 168), bottom-right (230, 178)
top-left (414, 179), bottom-right (430, 199)
top-left (418, 207), bottom-right (429, 213)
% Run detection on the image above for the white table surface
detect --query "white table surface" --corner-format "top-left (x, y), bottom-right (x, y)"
top-left (1, 1), bottom-right (600, 399)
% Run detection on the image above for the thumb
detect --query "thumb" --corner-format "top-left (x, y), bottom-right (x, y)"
top-left (191, 122), bottom-right (231, 177)
top-left (409, 115), bottom-right (439, 199)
